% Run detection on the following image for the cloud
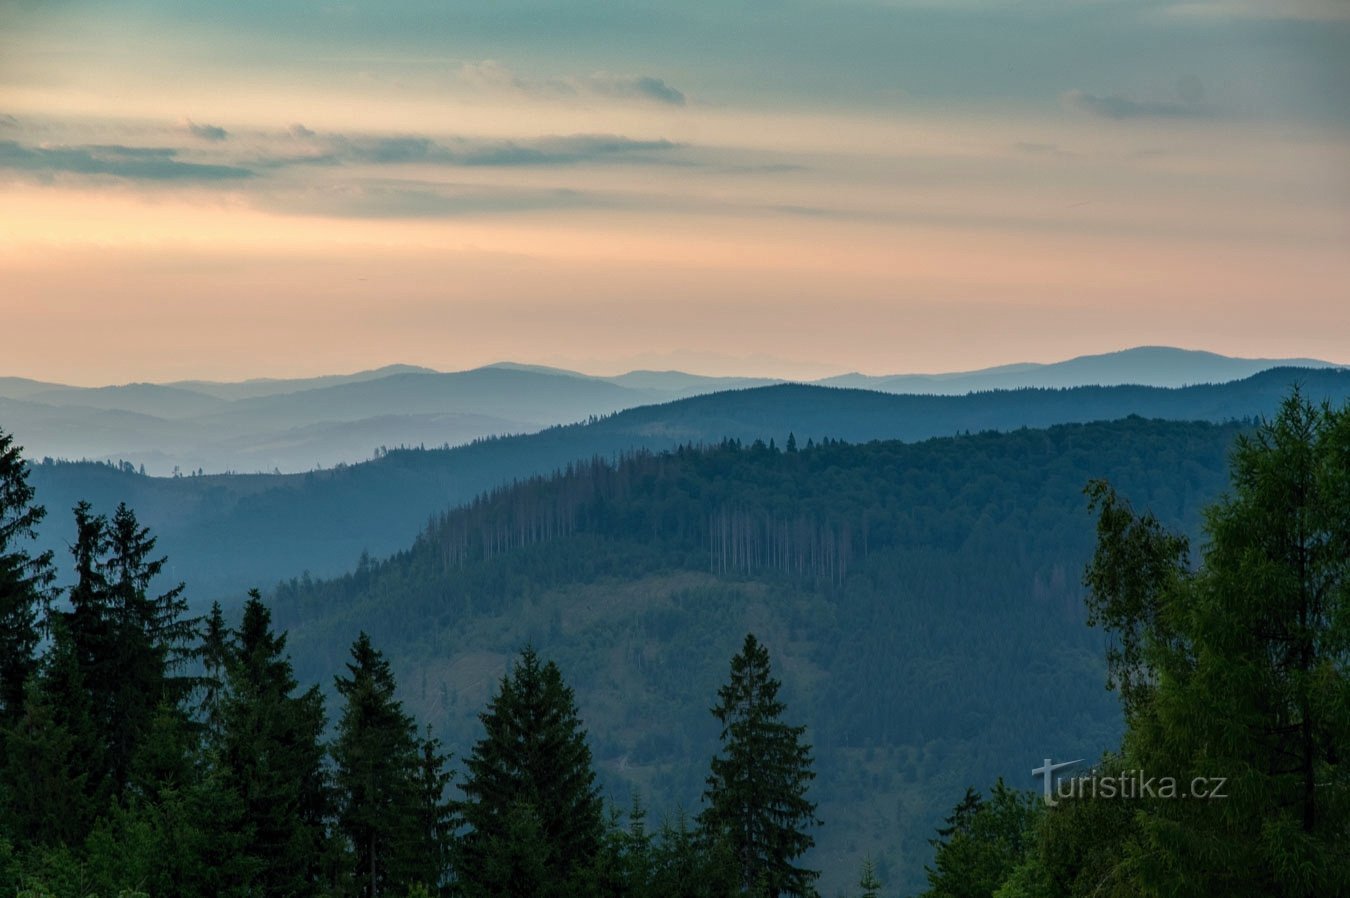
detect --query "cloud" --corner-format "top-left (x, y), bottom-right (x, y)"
top-left (1061, 89), bottom-right (1204, 120)
top-left (256, 182), bottom-right (617, 219)
top-left (288, 122), bottom-right (316, 139)
top-left (326, 132), bottom-right (679, 168)
top-left (0, 114), bottom-right (18, 130)
top-left (458, 61), bottom-right (687, 106)
top-left (583, 73), bottom-right (686, 106)
top-left (1013, 141), bottom-right (1076, 157)
top-left (182, 118), bottom-right (229, 141)
top-left (458, 134), bottom-right (679, 166)
top-left (0, 140), bottom-right (253, 181)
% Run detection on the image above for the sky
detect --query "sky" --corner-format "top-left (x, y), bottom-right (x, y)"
top-left (2, 0), bottom-right (1348, 383)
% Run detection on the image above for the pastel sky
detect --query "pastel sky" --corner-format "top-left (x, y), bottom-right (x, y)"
top-left (2, 0), bottom-right (1348, 383)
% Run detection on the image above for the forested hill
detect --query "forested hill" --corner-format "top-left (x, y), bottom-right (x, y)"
top-left (22, 365), bottom-right (1349, 598)
top-left (270, 416), bottom-right (1248, 894)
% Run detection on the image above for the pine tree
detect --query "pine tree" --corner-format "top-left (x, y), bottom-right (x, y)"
top-left (0, 427), bottom-right (55, 730)
top-left (857, 858), bottom-right (882, 898)
top-left (215, 590), bottom-right (330, 897)
top-left (455, 647), bottom-right (603, 898)
top-left (333, 632), bottom-right (450, 898)
top-left (699, 633), bottom-right (820, 897)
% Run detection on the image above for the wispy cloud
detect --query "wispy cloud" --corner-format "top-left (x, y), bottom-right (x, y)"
top-left (255, 181), bottom-right (618, 220)
top-left (0, 140), bottom-right (253, 180)
top-left (1061, 89), bottom-right (1205, 120)
top-left (0, 114), bottom-right (18, 131)
top-left (583, 73), bottom-right (686, 106)
top-left (321, 132), bottom-right (681, 168)
top-left (182, 118), bottom-right (229, 141)
top-left (458, 61), bottom-right (687, 106)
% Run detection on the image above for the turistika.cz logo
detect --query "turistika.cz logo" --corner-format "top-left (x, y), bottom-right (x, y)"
top-left (1031, 758), bottom-right (1228, 807)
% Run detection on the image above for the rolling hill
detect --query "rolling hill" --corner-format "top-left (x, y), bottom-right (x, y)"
top-left (19, 366), bottom-right (1350, 601)
top-left (1, 347), bottom-right (1340, 475)
top-left (265, 416), bottom-right (1250, 894)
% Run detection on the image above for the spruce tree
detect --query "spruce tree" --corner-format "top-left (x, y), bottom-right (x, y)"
top-left (194, 600), bottom-right (234, 743)
top-left (0, 428), bottom-right (55, 730)
top-left (699, 633), bottom-right (820, 898)
top-left (333, 632), bottom-right (451, 897)
top-left (215, 590), bottom-right (331, 897)
top-left (455, 647), bottom-right (603, 898)
top-left (0, 625), bottom-right (101, 847)
top-left (857, 858), bottom-right (882, 898)
top-left (50, 500), bottom-right (194, 798)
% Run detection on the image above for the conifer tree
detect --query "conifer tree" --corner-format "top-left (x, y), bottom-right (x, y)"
top-left (194, 600), bottom-right (234, 742)
top-left (50, 500), bottom-right (194, 797)
top-left (857, 858), bottom-right (882, 898)
top-left (413, 729), bottom-right (455, 895)
top-left (699, 633), bottom-right (820, 898)
top-left (920, 780), bottom-right (1038, 898)
top-left (0, 625), bottom-right (101, 847)
top-left (0, 428), bottom-right (55, 730)
top-left (215, 590), bottom-right (330, 897)
top-left (333, 632), bottom-right (451, 897)
top-left (455, 647), bottom-right (603, 898)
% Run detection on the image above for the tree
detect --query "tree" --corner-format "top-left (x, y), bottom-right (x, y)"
top-left (412, 729), bottom-right (455, 895)
top-left (333, 632), bottom-right (451, 898)
top-left (215, 590), bottom-right (331, 897)
top-left (0, 427), bottom-right (55, 730)
top-left (0, 629), bottom-right (100, 847)
top-left (699, 633), bottom-right (820, 897)
top-left (857, 858), bottom-right (882, 898)
top-left (455, 647), bottom-right (603, 898)
top-left (1085, 391), bottom-right (1350, 897)
top-left (921, 780), bottom-right (1039, 898)
top-left (194, 600), bottom-right (234, 743)
top-left (52, 500), bottom-right (194, 798)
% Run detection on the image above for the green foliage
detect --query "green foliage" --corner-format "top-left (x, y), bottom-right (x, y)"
top-left (2, 624), bottom-right (101, 847)
top-left (1084, 392), bottom-right (1350, 897)
top-left (0, 426), bottom-right (55, 731)
top-left (215, 591), bottom-right (331, 897)
top-left (700, 633), bottom-right (820, 897)
top-left (649, 811), bottom-right (739, 898)
top-left (454, 648), bottom-right (604, 898)
top-left (921, 780), bottom-right (1039, 898)
top-left (857, 857), bottom-right (882, 898)
top-left (333, 632), bottom-right (452, 897)
top-left (272, 417), bottom-right (1246, 891)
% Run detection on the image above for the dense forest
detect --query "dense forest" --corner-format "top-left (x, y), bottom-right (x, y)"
top-left (24, 366), bottom-right (1350, 598)
top-left (2, 392), bottom-right (1346, 896)
top-left (269, 415), bottom-right (1246, 891)
top-left (2, 423), bottom-right (818, 897)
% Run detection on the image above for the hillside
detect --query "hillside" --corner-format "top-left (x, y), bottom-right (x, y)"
top-left (268, 416), bottom-right (1248, 894)
top-left (22, 366), bottom-right (1350, 599)
top-left (2, 348), bottom-right (1340, 475)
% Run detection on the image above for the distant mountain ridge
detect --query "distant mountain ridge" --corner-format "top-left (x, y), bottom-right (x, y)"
top-left (0, 347), bottom-right (1341, 474)
top-left (21, 365), bottom-right (1350, 599)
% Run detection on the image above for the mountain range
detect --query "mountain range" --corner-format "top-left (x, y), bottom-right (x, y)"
top-left (2, 347), bottom-right (1340, 475)
top-left (22, 364), bottom-right (1350, 600)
